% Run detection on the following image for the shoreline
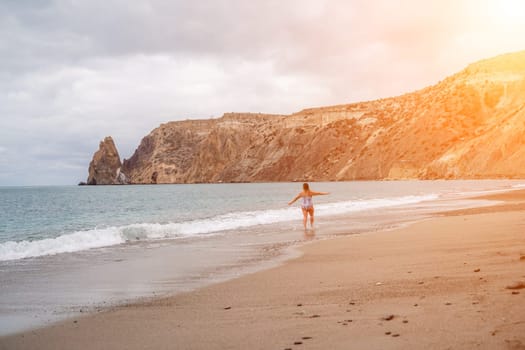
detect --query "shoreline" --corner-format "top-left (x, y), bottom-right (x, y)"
top-left (2, 190), bottom-right (525, 349)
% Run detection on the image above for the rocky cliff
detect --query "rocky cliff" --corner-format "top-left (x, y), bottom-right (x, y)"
top-left (88, 50), bottom-right (525, 183)
top-left (87, 136), bottom-right (128, 185)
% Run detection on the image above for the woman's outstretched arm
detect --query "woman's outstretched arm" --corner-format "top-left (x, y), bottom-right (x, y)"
top-left (288, 193), bottom-right (301, 205)
top-left (311, 191), bottom-right (329, 196)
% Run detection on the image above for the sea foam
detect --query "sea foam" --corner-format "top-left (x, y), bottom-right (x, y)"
top-left (0, 194), bottom-right (437, 261)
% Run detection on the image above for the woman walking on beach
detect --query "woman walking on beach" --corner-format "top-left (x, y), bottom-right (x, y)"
top-left (288, 183), bottom-right (329, 230)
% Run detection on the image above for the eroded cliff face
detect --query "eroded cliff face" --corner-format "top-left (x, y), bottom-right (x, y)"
top-left (90, 50), bottom-right (525, 184)
top-left (87, 136), bottom-right (127, 185)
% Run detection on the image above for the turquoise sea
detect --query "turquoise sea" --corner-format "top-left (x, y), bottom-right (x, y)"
top-left (0, 180), bottom-right (523, 335)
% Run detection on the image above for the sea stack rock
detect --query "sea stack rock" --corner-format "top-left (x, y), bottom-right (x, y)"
top-left (87, 136), bottom-right (128, 185)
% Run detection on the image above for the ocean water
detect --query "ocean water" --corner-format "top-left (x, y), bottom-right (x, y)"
top-left (3, 180), bottom-right (522, 261)
top-left (0, 180), bottom-right (523, 335)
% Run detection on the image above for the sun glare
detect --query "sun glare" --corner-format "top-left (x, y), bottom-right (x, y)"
top-left (488, 0), bottom-right (525, 23)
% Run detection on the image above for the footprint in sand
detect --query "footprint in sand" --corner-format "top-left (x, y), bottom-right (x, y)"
top-left (506, 281), bottom-right (525, 290)
top-left (290, 337), bottom-right (313, 347)
top-left (338, 319), bottom-right (352, 326)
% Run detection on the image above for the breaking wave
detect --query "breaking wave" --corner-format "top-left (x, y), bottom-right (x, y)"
top-left (0, 194), bottom-right (438, 261)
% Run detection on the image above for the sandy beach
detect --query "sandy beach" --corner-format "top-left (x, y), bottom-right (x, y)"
top-left (2, 191), bottom-right (525, 350)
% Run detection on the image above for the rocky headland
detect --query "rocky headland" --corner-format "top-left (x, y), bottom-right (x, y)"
top-left (86, 50), bottom-right (525, 184)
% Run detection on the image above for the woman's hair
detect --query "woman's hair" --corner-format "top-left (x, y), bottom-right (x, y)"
top-left (303, 183), bottom-right (310, 191)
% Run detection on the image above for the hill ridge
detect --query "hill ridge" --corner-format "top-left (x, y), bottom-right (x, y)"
top-left (86, 50), bottom-right (525, 184)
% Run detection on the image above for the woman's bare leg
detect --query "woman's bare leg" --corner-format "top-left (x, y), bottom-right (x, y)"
top-left (308, 207), bottom-right (315, 228)
top-left (301, 208), bottom-right (308, 230)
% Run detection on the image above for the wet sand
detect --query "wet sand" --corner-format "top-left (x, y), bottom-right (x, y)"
top-left (2, 191), bottom-right (525, 349)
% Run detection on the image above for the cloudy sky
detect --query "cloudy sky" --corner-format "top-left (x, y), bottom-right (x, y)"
top-left (1, 0), bottom-right (524, 185)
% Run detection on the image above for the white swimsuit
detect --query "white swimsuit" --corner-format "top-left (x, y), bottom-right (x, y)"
top-left (301, 196), bottom-right (313, 209)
